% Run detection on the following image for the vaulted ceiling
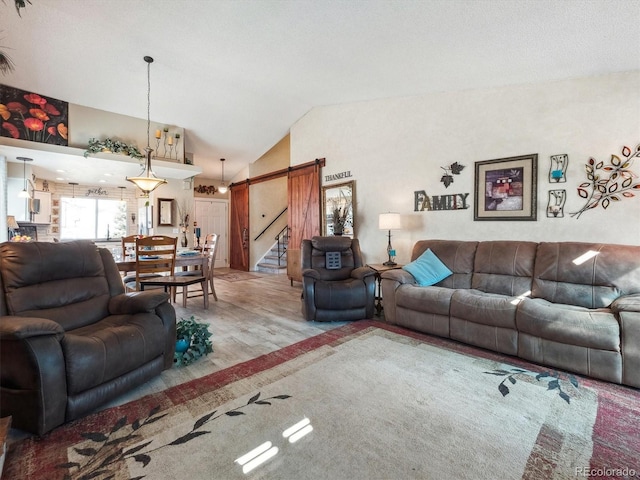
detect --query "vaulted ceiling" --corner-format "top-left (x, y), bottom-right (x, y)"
top-left (1, 0), bottom-right (639, 184)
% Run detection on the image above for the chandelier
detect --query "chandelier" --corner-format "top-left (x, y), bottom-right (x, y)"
top-left (126, 56), bottom-right (167, 197)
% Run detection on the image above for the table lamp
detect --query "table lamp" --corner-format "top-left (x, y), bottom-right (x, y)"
top-left (379, 213), bottom-right (401, 266)
top-left (7, 215), bottom-right (19, 239)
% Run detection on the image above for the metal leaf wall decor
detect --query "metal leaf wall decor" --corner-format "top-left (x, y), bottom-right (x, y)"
top-left (571, 143), bottom-right (640, 219)
top-left (194, 184), bottom-right (218, 195)
top-left (440, 162), bottom-right (465, 188)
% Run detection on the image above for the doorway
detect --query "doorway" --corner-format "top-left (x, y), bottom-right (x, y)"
top-left (194, 198), bottom-right (228, 268)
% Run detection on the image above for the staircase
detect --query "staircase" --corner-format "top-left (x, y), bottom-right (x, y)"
top-left (256, 238), bottom-right (288, 274)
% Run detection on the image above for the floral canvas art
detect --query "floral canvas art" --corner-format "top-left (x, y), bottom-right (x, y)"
top-left (0, 84), bottom-right (69, 145)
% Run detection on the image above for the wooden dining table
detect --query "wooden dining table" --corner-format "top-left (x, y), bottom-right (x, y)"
top-left (115, 253), bottom-right (209, 306)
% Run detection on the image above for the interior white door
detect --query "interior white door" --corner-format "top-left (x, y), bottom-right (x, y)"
top-left (194, 199), bottom-right (228, 268)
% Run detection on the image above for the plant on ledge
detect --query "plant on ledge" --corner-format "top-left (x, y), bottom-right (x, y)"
top-left (174, 316), bottom-right (213, 367)
top-left (84, 137), bottom-right (144, 159)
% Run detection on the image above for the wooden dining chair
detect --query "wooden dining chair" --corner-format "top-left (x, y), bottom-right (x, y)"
top-left (133, 235), bottom-right (209, 309)
top-left (204, 233), bottom-right (219, 301)
top-left (121, 234), bottom-right (145, 288)
top-left (121, 234), bottom-right (143, 256)
top-left (173, 233), bottom-right (219, 303)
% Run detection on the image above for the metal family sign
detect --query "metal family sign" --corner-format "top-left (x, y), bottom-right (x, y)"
top-left (414, 190), bottom-right (470, 211)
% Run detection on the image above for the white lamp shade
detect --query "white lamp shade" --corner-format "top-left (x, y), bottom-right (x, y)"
top-left (7, 215), bottom-right (19, 230)
top-left (379, 213), bottom-right (401, 230)
top-left (126, 176), bottom-right (167, 195)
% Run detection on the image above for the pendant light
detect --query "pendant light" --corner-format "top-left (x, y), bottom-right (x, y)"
top-left (16, 157), bottom-right (32, 198)
top-left (126, 55), bottom-right (167, 197)
top-left (218, 158), bottom-right (228, 194)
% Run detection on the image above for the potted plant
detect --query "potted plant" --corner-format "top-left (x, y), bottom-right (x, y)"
top-left (174, 316), bottom-right (213, 367)
top-left (332, 202), bottom-right (351, 236)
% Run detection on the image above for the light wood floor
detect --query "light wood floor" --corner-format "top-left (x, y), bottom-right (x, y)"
top-left (108, 269), bottom-right (350, 407)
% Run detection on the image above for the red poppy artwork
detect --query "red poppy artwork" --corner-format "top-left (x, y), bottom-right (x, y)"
top-left (0, 84), bottom-right (69, 146)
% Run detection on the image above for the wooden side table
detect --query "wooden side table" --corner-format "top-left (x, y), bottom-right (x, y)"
top-left (367, 263), bottom-right (404, 316)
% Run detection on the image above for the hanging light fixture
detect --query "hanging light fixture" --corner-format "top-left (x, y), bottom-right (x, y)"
top-left (69, 182), bottom-right (78, 198)
top-left (218, 158), bottom-right (228, 194)
top-left (126, 55), bottom-right (167, 197)
top-left (16, 157), bottom-right (32, 198)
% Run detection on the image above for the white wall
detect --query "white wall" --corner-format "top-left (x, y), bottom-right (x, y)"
top-left (290, 72), bottom-right (640, 265)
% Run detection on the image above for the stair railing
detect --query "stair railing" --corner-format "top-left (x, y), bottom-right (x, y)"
top-left (275, 225), bottom-right (289, 266)
top-left (254, 207), bottom-right (288, 241)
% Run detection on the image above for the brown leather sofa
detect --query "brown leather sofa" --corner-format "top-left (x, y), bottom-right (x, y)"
top-left (0, 240), bottom-right (176, 435)
top-left (301, 236), bottom-right (376, 321)
top-left (381, 240), bottom-right (640, 388)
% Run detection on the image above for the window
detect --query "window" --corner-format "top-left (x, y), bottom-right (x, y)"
top-left (60, 197), bottom-right (127, 240)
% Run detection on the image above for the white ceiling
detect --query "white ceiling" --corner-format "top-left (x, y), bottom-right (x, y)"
top-left (1, 0), bottom-right (639, 185)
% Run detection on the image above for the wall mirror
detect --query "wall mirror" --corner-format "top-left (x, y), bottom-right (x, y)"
top-left (322, 180), bottom-right (355, 237)
top-left (158, 198), bottom-right (173, 226)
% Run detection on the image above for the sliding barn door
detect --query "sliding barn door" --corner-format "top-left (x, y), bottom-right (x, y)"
top-left (229, 182), bottom-right (250, 271)
top-left (287, 163), bottom-right (322, 283)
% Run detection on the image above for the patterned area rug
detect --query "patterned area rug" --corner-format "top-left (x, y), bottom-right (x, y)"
top-left (216, 272), bottom-right (261, 282)
top-left (6, 321), bottom-right (640, 479)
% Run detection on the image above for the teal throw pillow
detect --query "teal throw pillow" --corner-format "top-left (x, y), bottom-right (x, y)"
top-left (402, 248), bottom-right (453, 286)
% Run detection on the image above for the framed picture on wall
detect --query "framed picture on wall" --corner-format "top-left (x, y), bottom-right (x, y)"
top-left (474, 154), bottom-right (538, 221)
top-left (157, 198), bottom-right (173, 226)
top-left (0, 85), bottom-right (69, 146)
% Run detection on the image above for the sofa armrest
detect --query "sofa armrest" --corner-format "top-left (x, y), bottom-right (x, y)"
top-left (380, 270), bottom-right (416, 325)
top-left (302, 268), bottom-right (321, 280)
top-left (0, 315), bottom-right (67, 435)
top-left (109, 291), bottom-right (170, 315)
top-left (612, 295), bottom-right (640, 388)
top-left (381, 268), bottom-right (416, 285)
top-left (611, 293), bottom-right (640, 313)
top-left (0, 315), bottom-right (64, 340)
top-left (619, 310), bottom-right (640, 388)
top-left (351, 266), bottom-right (376, 280)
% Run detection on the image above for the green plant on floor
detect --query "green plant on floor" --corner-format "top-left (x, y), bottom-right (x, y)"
top-left (174, 316), bottom-right (213, 367)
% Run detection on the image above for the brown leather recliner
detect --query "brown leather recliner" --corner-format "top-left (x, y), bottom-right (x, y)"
top-left (301, 236), bottom-right (376, 321)
top-left (0, 240), bottom-right (176, 435)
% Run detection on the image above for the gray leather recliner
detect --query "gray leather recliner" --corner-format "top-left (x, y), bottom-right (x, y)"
top-left (0, 240), bottom-right (176, 435)
top-left (301, 236), bottom-right (376, 321)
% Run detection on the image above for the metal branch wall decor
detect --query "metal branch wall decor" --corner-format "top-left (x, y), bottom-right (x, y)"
top-left (440, 162), bottom-right (465, 188)
top-left (571, 143), bottom-right (640, 219)
top-left (194, 184), bottom-right (218, 195)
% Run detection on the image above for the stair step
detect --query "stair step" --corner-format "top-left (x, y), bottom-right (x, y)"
top-left (263, 254), bottom-right (286, 263)
top-left (256, 263), bottom-right (288, 274)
